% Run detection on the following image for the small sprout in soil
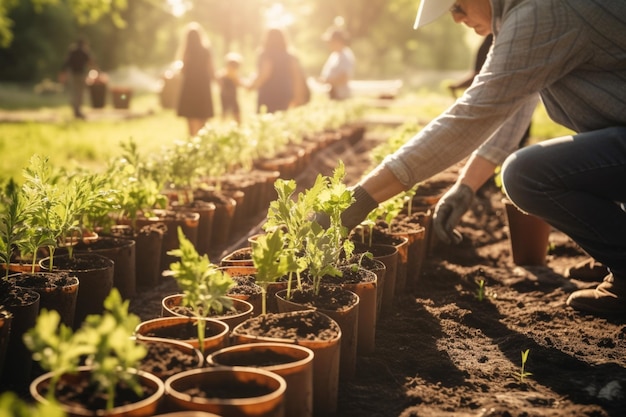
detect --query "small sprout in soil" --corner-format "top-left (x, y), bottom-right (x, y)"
top-left (475, 279), bottom-right (486, 302)
top-left (513, 349), bottom-right (533, 383)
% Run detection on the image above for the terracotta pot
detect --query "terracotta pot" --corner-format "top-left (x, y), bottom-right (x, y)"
top-left (230, 310), bottom-right (341, 416)
top-left (135, 209), bottom-right (200, 274)
top-left (275, 286), bottom-right (359, 381)
top-left (135, 316), bottom-right (229, 355)
top-left (161, 294), bottom-right (254, 330)
top-left (353, 241), bottom-right (399, 317)
top-left (340, 267), bottom-right (378, 355)
top-left (40, 253), bottom-right (114, 330)
top-left (137, 338), bottom-right (205, 381)
top-left (172, 200), bottom-right (216, 256)
top-left (74, 236), bottom-right (137, 299)
top-left (220, 247), bottom-right (254, 267)
top-left (207, 342), bottom-right (314, 417)
top-left (219, 266), bottom-right (263, 317)
top-left (391, 224), bottom-right (426, 292)
top-left (30, 366), bottom-right (165, 417)
top-left (503, 199), bottom-right (552, 266)
top-left (0, 310), bottom-right (11, 379)
top-left (134, 223), bottom-right (166, 288)
top-left (0, 287), bottom-right (40, 393)
top-left (155, 412), bottom-right (222, 417)
top-left (11, 271), bottom-right (79, 327)
top-left (164, 367), bottom-right (286, 417)
top-left (193, 190), bottom-right (237, 248)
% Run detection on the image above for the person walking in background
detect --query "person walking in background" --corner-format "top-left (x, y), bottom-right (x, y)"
top-left (319, 26), bottom-right (355, 101)
top-left (328, 0), bottom-right (626, 317)
top-left (247, 27), bottom-right (296, 114)
top-left (218, 52), bottom-right (243, 124)
top-left (60, 38), bottom-right (95, 119)
top-left (176, 22), bottom-right (216, 136)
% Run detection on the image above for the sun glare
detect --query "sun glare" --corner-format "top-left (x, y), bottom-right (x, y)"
top-left (265, 3), bottom-right (294, 28)
top-left (167, 0), bottom-right (189, 17)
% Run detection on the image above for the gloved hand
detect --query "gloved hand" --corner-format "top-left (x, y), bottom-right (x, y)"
top-left (432, 183), bottom-right (474, 245)
top-left (315, 185), bottom-right (379, 231)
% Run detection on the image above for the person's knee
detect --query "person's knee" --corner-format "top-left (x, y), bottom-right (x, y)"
top-left (501, 147), bottom-right (540, 210)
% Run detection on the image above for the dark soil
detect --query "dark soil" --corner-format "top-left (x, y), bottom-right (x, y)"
top-left (129, 131), bottom-right (626, 416)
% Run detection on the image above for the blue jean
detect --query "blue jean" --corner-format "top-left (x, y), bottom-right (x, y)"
top-left (501, 127), bottom-right (626, 279)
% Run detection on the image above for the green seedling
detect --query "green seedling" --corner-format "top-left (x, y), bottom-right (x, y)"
top-left (513, 349), bottom-right (533, 383)
top-left (166, 227), bottom-right (235, 354)
top-left (475, 279), bottom-right (486, 302)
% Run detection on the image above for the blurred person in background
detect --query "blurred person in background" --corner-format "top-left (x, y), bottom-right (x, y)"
top-left (319, 24), bottom-right (355, 101)
top-left (176, 22), bottom-right (216, 136)
top-left (60, 38), bottom-right (95, 119)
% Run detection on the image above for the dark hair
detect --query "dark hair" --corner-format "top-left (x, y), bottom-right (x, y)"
top-left (263, 27), bottom-right (288, 55)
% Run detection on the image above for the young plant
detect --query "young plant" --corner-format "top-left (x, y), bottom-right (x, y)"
top-left (24, 288), bottom-right (147, 411)
top-left (513, 349), bottom-right (533, 383)
top-left (0, 179), bottom-right (30, 277)
top-left (107, 139), bottom-right (168, 231)
top-left (165, 227), bottom-right (236, 354)
top-left (251, 228), bottom-right (296, 315)
top-left (304, 162), bottom-right (355, 295)
top-left (0, 391), bottom-right (66, 417)
top-left (21, 155), bottom-right (115, 269)
top-left (475, 279), bottom-right (486, 302)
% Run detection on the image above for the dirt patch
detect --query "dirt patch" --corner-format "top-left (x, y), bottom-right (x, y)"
top-left (129, 131), bottom-right (626, 416)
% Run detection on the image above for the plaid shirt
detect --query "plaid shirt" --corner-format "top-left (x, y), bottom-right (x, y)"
top-left (384, 0), bottom-right (626, 187)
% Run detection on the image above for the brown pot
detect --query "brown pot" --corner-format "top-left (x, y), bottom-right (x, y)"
top-left (135, 209), bottom-right (200, 275)
top-left (340, 267), bottom-right (378, 355)
top-left (161, 294), bottom-right (254, 330)
top-left (40, 253), bottom-right (114, 330)
top-left (503, 199), bottom-right (552, 266)
top-left (219, 266), bottom-right (263, 317)
top-left (193, 190), bottom-right (237, 248)
top-left (30, 366), bottom-right (164, 417)
top-left (220, 247), bottom-right (254, 268)
top-left (135, 316), bottom-right (229, 355)
top-left (230, 310), bottom-right (341, 416)
top-left (74, 236), bottom-right (137, 299)
top-left (0, 309), bottom-right (11, 379)
top-left (164, 367), bottom-right (286, 416)
top-left (0, 287), bottom-right (40, 393)
top-left (275, 285), bottom-right (359, 381)
top-left (391, 223), bottom-right (426, 292)
top-left (134, 223), bottom-right (166, 288)
top-left (172, 200), bottom-right (216, 257)
top-left (137, 338), bottom-right (205, 381)
top-left (352, 240), bottom-right (401, 317)
top-left (11, 271), bottom-right (79, 327)
top-left (207, 342), bottom-right (314, 417)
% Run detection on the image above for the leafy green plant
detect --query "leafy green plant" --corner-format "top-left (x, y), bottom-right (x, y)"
top-left (0, 391), bottom-right (66, 417)
top-left (513, 349), bottom-right (533, 382)
top-left (0, 179), bottom-right (30, 277)
top-left (107, 139), bottom-right (168, 232)
top-left (251, 228), bottom-right (296, 315)
top-left (165, 227), bottom-right (236, 354)
top-left (24, 288), bottom-right (147, 411)
top-left (21, 155), bottom-right (116, 269)
top-left (304, 162), bottom-right (355, 295)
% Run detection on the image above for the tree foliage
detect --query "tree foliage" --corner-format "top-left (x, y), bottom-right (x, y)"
top-left (0, 0), bottom-right (473, 82)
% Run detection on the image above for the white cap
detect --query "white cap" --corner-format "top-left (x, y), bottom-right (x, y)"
top-left (414, 0), bottom-right (456, 29)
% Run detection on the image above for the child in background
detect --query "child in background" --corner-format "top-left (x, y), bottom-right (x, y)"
top-left (218, 52), bottom-right (242, 124)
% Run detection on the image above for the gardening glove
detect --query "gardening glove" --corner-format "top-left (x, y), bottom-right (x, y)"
top-left (315, 185), bottom-right (379, 231)
top-left (433, 183), bottom-right (474, 245)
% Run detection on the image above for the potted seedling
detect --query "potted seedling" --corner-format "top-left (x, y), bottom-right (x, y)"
top-left (162, 227), bottom-right (252, 353)
top-left (26, 288), bottom-right (164, 416)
